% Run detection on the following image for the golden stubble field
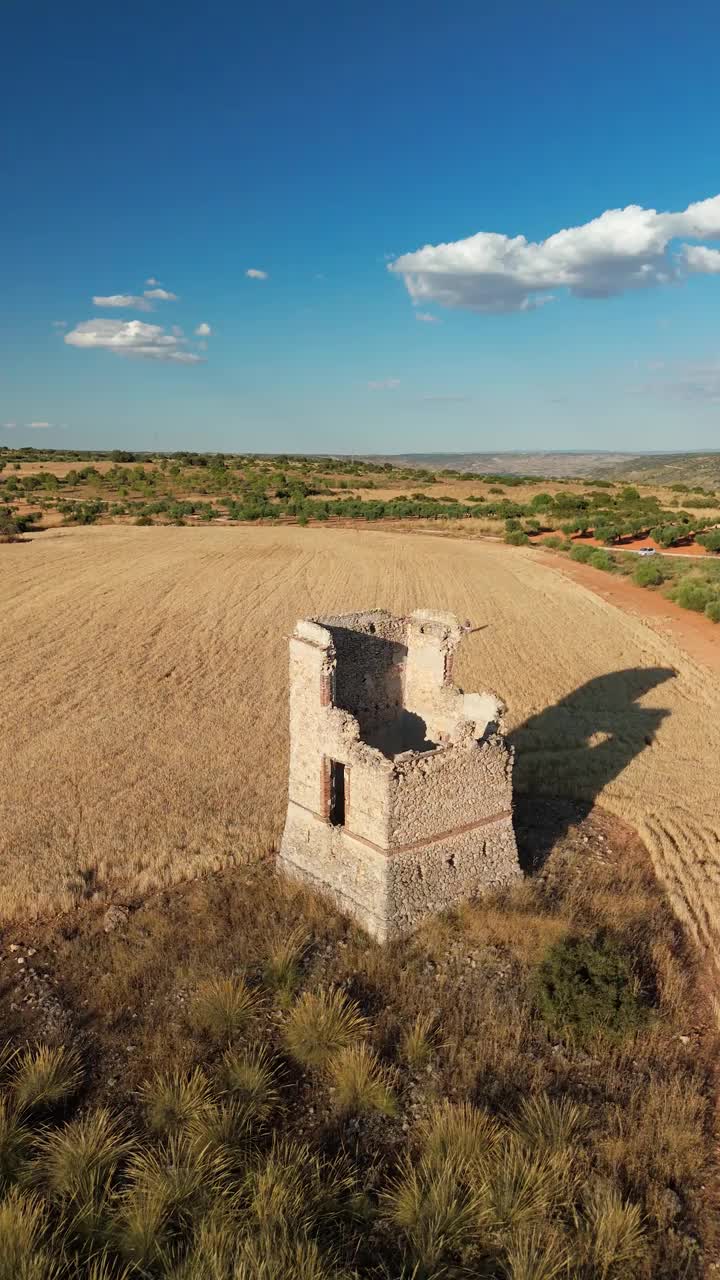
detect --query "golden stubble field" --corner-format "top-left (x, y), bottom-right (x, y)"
top-left (2, 524), bottom-right (720, 955)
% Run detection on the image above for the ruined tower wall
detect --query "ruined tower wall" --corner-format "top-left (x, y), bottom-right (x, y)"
top-left (317, 612), bottom-right (406, 735)
top-left (388, 736), bottom-right (513, 848)
top-left (277, 609), bottom-right (522, 942)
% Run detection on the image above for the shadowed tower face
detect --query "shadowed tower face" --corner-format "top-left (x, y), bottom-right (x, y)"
top-left (277, 609), bottom-right (521, 941)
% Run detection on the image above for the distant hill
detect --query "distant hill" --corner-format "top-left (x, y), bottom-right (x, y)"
top-left (366, 451), bottom-right (638, 478)
top-left (367, 451), bottom-right (720, 487)
top-left (600, 452), bottom-right (720, 488)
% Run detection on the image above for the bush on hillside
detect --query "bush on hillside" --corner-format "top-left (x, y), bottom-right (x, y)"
top-left (589, 549), bottom-right (614, 572)
top-left (704, 600), bottom-right (720, 623)
top-left (569, 544), bottom-right (593, 564)
top-left (633, 559), bottom-right (664, 587)
top-left (532, 933), bottom-right (649, 1042)
top-left (696, 530), bottom-right (720, 553)
top-left (672, 580), bottom-right (713, 613)
top-left (504, 530), bottom-right (530, 546)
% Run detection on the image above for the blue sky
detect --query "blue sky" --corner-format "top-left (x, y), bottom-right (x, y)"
top-left (3, 0), bottom-right (720, 454)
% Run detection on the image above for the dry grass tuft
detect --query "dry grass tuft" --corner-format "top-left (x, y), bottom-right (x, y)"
top-left (137, 1067), bottom-right (212, 1137)
top-left (485, 1141), bottom-right (573, 1238)
top-left (401, 1012), bottom-right (439, 1071)
top-left (0, 1188), bottom-right (54, 1280)
top-left (217, 1042), bottom-right (281, 1120)
top-left (326, 1044), bottom-right (397, 1117)
top-left (599, 1075), bottom-right (707, 1195)
top-left (381, 1153), bottom-right (487, 1271)
top-left (263, 925), bottom-right (310, 1007)
top-left (186, 1097), bottom-right (256, 1162)
top-left (508, 1093), bottom-right (585, 1154)
top-left (192, 974), bottom-right (261, 1043)
top-left (11, 1044), bottom-right (82, 1115)
top-left (576, 1180), bottom-right (646, 1277)
top-left (32, 1107), bottom-right (134, 1203)
top-left (0, 1098), bottom-right (31, 1191)
top-left (419, 1100), bottom-right (502, 1173)
top-left (499, 1226), bottom-right (571, 1280)
top-left (283, 989), bottom-right (368, 1071)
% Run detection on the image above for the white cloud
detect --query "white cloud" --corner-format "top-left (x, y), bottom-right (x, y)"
top-left (415, 311), bottom-right (440, 323)
top-left (64, 319), bottom-right (203, 364)
top-left (368, 378), bottom-right (400, 391)
top-left (145, 277), bottom-right (159, 286)
top-left (682, 244), bottom-right (720, 274)
top-left (51, 320), bottom-right (67, 329)
top-left (27, 422), bottom-right (52, 429)
top-left (246, 268), bottom-right (268, 280)
top-left (93, 294), bottom-right (152, 311)
top-left (389, 192), bottom-right (720, 314)
top-left (144, 287), bottom-right (178, 301)
top-left (195, 322), bottom-right (212, 336)
top-left (2, 422), bottom-right (16, 430)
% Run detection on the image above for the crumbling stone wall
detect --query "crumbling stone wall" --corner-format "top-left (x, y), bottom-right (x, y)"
top-left (277, 609), bottom-right (521, 941)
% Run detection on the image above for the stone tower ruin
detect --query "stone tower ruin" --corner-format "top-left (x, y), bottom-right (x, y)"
top-left (277, 609), bottom-right (521, 941)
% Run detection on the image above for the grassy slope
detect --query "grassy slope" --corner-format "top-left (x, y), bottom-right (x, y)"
top-left (0, 802), bottom-right (716, 1277)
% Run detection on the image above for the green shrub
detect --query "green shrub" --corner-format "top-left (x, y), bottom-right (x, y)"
top-left (672, 580), bottom-right (712, 613)
top-left (704, 599), bottom-right (720, 623)
top-left (633, 560), bottom-right (663, 587)
top-left (696, 530), bottom-right (720, 553)
top-left (532, 934), bottom-right (649, 1042)
top-left (543, 536), bottom-right (563, 549)
top-left (589, 549), bottom-right (614, 572)
top-left (504, 530), bottom-right (530, 546)
top-left (569, 544), bottom-right (593, 564)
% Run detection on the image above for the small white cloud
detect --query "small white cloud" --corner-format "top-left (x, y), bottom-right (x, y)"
top-left (145, 277), bottom-right (159, 286)
top-left (65, 319), bottom-right (203, 364)
top-left (2, 422), bottom-right (17, 430)
top-left (246, 268), bottom-right (268, 280)
top-left (171, 325), bottom-right (184, 337)
top-left (415, 312), bottom-right (440, 323)
top-left (682, 244), bottom-right (720, 274)
top-left (27, 422), bottom-right (53, 429)
top-left (144, 288), bottom-right (178, 301)
top-left (195, 322), bottom-right (212, 336)
top-left (368, 378), bottom-right (400, 391)
top-left (93, 294), bottom-right (152, 311)
top-left (389, 191), bottom-right (720, 313)
top-left (51, 320), bottom-right (67, 329)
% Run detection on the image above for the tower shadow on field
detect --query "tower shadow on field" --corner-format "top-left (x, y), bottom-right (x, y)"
top-left (508, 666), bottom-right (676, 874)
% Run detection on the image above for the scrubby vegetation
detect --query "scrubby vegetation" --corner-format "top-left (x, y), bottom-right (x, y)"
top-left (0, 812), bottom-right (715, 1279)
top-left (3, 448), bottom-right (720, 556)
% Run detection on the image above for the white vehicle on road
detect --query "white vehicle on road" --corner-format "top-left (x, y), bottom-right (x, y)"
top-left (637, 547), bottom-right (657, 556)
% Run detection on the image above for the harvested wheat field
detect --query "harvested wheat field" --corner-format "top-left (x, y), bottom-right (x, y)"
top-left (2, 524), bottom-right (720, 950)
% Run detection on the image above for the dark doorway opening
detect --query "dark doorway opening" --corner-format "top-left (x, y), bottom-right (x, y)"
top-left (329, 761), bottom-right (346, 827)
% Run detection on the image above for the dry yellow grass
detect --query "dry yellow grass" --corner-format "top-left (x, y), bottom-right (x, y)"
top-left (2, 524), bottom-right (720, 955)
